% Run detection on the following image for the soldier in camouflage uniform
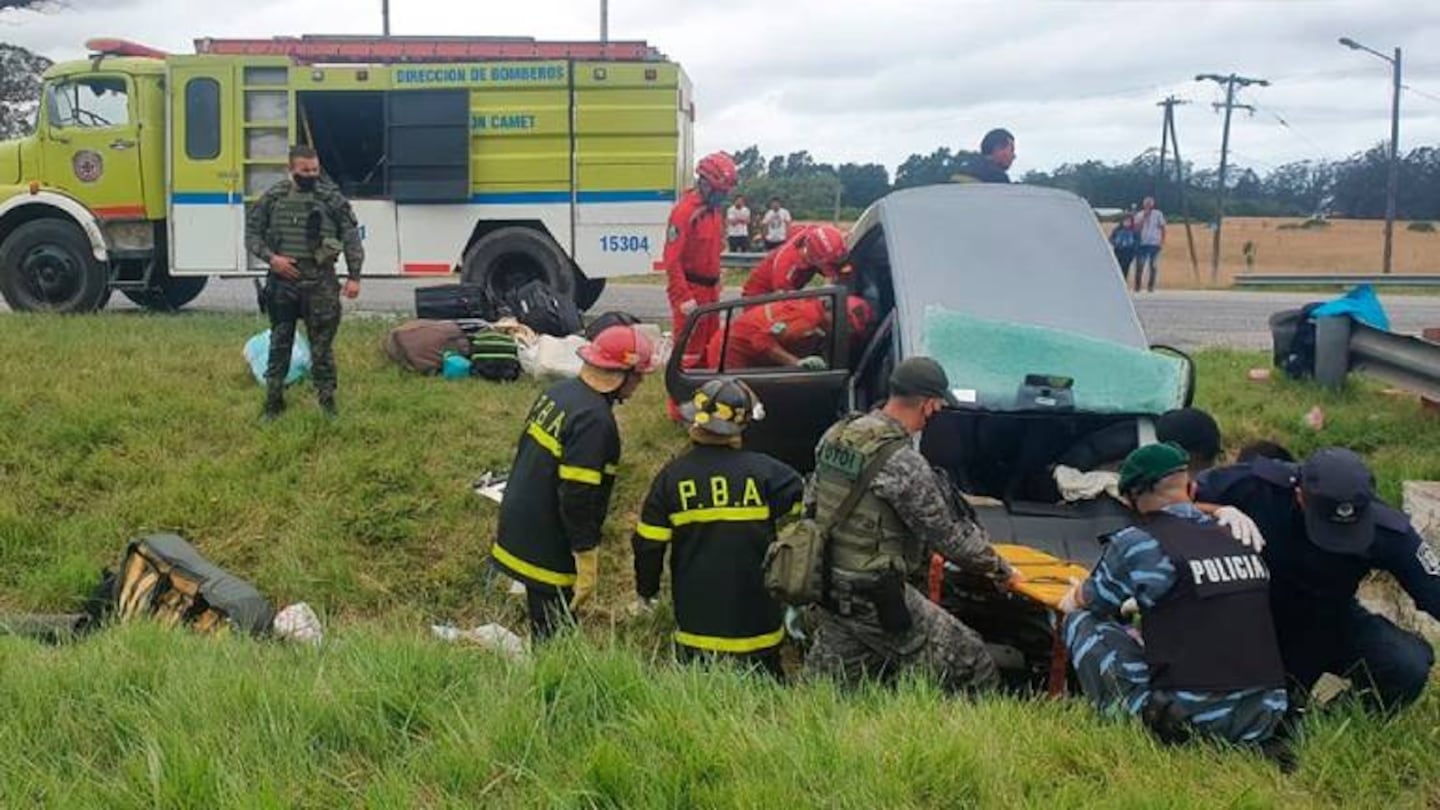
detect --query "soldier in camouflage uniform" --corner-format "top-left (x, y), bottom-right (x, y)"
top-left (803, 357), bottom-right (1014, 693)
top-left (245, 145), bottom-right (364, 419)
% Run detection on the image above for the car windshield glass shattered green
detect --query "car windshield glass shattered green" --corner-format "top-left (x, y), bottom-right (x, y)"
top-left (923, 306), bottom-right (1187, 414)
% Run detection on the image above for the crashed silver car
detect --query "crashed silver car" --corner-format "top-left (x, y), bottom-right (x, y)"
top-left (666, 183), bottom-right (1193, 567)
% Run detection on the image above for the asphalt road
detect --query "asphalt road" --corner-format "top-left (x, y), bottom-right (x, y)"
top-left (8, 279), bottom-right (1437, 350)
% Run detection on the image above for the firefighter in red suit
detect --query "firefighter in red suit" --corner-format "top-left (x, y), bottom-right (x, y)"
top-left (741, 224), bottom-right (849, 298)
top-left (658, 152), bottom-right (738, 366)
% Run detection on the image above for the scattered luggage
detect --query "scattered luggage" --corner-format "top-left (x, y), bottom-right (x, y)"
top-left (415, 283), bottom-right (491, 320)
top-left (385, 319), bottom-right (473, 373)
top-left (506, 279), bottom-right (581, 337)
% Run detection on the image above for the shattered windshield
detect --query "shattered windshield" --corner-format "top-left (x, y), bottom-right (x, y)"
top-left (922, 307), bottom-right (1187, 414)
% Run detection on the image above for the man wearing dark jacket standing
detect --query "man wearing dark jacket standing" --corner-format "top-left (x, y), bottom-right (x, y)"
top-left (952, 128), bottom-right (1016, 184)
top-left (632, 378), bottom-right (804, 677)
top-left (246, 145), bottom-right (364, 419)
top-left (491, 325), bottom-right (657, 639)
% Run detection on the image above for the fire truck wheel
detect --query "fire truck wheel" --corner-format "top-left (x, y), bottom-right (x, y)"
top-left (0, 218), bottom-right (110, 313)
top-left (460, 226), bottom-right (574, 304)
top-left (120, 273), bottom-right (209, 311)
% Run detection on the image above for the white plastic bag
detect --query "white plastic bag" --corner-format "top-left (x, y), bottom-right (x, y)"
top-left (519, 334), bottom-right (586, 380)
top-left (272, 602), bottom-right (324, 645)
top-left (243, 329), bottom-right (311, 386)
top-left (431, 622), bottom-right (529, 661)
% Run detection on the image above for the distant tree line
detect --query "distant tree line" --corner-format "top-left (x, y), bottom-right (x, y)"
top-left (733, 140), bottom-right (1440, 222)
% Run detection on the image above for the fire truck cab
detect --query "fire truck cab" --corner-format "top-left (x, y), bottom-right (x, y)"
top-left (0, 35), bottom-right (694, 313)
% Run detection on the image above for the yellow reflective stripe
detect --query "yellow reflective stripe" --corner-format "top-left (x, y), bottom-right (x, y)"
top-left (670, 506), bottom-right (771, 526)
top-left (787, 502), bottom-right (803, 516)
top-left (490, 543), bottom-right (577, 587)
top-left (558, 465), bottom-right (603, 485)
top-left (675, 627), bottom-right (785, 654)
top-left (636, 521), bottom-right (673, 542)
top-left (525, 422), bottom-right (562, 458)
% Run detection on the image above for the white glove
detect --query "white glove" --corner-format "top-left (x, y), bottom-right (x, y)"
top-left (783, 606), bottom-right (808, 641)
top-left (679, 299), bottom-right (698, 315)
top-left (1119, 597), bottom-right (1140, 618)
top-left (1215, 506), bottom-right (1266, 552)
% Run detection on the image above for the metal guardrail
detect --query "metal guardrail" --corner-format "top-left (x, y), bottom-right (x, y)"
top-left (720, 252), bottom-right (765, 270)
top-left (1314, 318), bottom-right (1440, 400)
top-left (1237, 274), bottom-right (1440, 287)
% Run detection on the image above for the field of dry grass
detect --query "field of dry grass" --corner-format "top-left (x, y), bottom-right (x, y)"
top-left (1148, 217), bottom-right (1439, 287)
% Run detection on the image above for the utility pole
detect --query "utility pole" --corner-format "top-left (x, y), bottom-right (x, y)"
top-left (1196, 73), bottom-right (1268, 282)
top-left (601, 0), bottom-right (609, 44)
top-left (1339, 37), bottom-right (1402, 274)
top-left (1156, 96), bottom-right (1200, 280)
top-left (382, 0), bottom-right (390, 36)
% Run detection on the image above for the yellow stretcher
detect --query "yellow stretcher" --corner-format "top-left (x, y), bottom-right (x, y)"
top-left (993, 544), bottom-right (1091, 610)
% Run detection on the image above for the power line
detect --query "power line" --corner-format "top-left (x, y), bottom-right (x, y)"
top-left (1403, 84), bottom-right (1440, 104)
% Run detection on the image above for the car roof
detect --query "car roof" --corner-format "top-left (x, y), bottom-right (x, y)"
top-left (854, 184), bottom-right (1150, 355)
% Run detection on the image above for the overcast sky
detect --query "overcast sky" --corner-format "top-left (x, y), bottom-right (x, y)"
top-left (4, 0), bottom-right (1440, 177)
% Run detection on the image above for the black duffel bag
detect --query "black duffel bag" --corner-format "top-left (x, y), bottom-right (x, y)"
top-left (508, 279), bottom-right (581, 337)
top-left (415, 283), bottom-right (493, 320)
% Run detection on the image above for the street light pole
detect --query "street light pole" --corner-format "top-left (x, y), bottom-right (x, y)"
top-left (382, 0), bottom-right (390, 36)
top-left (1339, 37), bottom-right (1402, 274)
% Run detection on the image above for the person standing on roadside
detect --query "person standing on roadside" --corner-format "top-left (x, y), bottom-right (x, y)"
top-left (658, 153), bottom-right (737, 368)
top-left (245, 144), bottom-right (363, 420)
top-left (1133, 196), bottom-right (1166, 293)
top-left (761, 197), bottom-right (793, 251)
top-left (1110, 215), bottom-right (1139, 285)
top-left (725, 195), bottom-right (752, 253)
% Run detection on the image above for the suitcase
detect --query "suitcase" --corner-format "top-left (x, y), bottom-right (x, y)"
top-left (508, 280), bottom-right (582, 337)
top-left (415, 283), bottom-right (492, 320)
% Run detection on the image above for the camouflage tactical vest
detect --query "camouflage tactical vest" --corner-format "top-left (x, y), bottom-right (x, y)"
top-left (265, 185), bottom-right (341, 271)
top-left (813, 412), bottom-right (918, 577)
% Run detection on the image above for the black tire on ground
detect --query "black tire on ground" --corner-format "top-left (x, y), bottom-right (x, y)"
top-left (0, 219), bottom-right (110, 313)
top-left (460, 226), bottom-right (574, 304)
top-left (576, 276), bottom-right (606, 311)
top-left (120, 273), bottom-right (209, 311)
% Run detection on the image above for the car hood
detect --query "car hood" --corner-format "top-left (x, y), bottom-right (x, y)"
top-left (0, 139), bottom-right (21, 186)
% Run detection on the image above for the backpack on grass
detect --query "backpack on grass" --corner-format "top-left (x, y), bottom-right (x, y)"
top-left (113, 534), bottom-right (274, 636)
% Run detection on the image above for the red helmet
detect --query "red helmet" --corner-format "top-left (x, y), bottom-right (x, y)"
top-left (696, 152), bottom-right (738, 193)
top-left (801, 225), bottom-right (848, 271)
top-left (845, 295), bottom-right (873, 336)
top-left (578, 325), bottom-right (658, 373)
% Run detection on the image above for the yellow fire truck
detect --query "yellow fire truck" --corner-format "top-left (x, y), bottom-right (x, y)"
top-left (0, 35), bottom-right (694, 312)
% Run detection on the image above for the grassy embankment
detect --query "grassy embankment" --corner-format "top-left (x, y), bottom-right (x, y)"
top-left (1, 315), bottom-right (1437, 807)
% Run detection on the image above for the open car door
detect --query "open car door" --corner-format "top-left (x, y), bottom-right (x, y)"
top-left (665, 286), bottom-right (857, 472)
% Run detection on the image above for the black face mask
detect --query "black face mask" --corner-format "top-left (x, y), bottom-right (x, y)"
top-left (293, 175), bottom-right (318, 192)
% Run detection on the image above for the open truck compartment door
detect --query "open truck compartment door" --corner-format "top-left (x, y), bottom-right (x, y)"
top-left (168, 58), bottom-right (243, 273)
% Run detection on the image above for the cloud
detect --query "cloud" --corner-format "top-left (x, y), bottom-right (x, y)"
top-left (2, 0), bottom-right (1438, 174)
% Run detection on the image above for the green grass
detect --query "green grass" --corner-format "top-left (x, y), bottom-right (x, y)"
top-left (1, 314), bottom-right (1438, 807)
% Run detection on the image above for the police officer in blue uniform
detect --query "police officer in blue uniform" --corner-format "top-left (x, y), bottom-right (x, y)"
top-left (1059, 443), bottom-right (1291, 756)
top-left (1197, 447), bottom-right (1439, 712)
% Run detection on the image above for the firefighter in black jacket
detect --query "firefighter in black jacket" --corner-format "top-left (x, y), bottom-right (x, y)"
top-left (492, 325), bottom-right (657, 639)
top-left (632, 378), bottom-right (804, 677)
